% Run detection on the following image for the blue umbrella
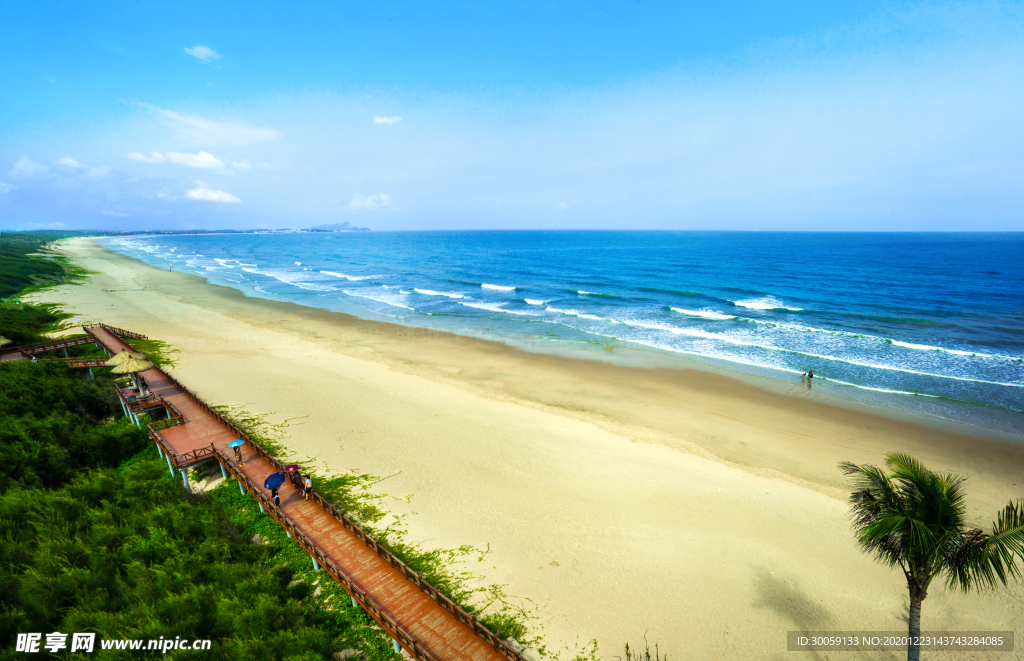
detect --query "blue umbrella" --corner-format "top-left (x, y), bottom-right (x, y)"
top-left (264, 472), bottom-right (286, 490)
top-left (230, 440), bottom-right (245, 448)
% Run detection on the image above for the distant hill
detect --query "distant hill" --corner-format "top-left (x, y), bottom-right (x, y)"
top-left (306, 222), bottom-right (370, 232)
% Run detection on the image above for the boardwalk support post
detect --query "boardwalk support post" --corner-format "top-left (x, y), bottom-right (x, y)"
top-left (181, 469), bottom-right (191, 492)
top-left (219, 462), bottom-right (228, 480)
top-left (312, 557), bottom-right (320, 571)
top-left (88, 367), bottom-right (94, 380)
top-left (258, 502), bottom-right (265, 513)
top-left (238, 481), bottom-right (244, 495)
top-left (165, 454), bottom-right (174, 477)
top-left (393, 640), bottom-right (401, 654)
top-left (351, 595), bottom-right (357, 608)
top-left (156, 444), bottom-right (163, 458)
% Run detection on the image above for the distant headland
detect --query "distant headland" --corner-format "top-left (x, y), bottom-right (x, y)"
top-left (305, 222), bottom-right (370, 232)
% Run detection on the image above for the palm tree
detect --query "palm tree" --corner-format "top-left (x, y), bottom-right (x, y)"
top-left (839, 453), bottom-right (1024, 661)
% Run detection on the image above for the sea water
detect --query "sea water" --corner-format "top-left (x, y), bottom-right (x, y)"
top-left (101, 231), bottom-right (1024, 435)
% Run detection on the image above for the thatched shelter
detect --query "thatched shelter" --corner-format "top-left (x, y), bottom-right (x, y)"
top-left (110, 356), bottom-right (155, 394)
top-left (105, 351), bottom-right (147, 367)
top-left (0, 336), bottom-right (11, 347)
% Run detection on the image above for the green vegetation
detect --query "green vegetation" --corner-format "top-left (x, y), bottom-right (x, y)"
top-left (129, 338), bottom-right (181, 369)
top-left (0, 232), bottom-right (91, 299)
top-left (840, 453), bottom-right (1024, 661)
top-left (0, 361), bottom-right (146, 494)
top-left (0, 452), bottom-right (412, 660)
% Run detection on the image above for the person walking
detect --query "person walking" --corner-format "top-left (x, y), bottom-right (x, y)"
top-left (807, 370), bottom-right (814, 388)
top-left (303, 475), bottom-right (313, 502)
top-left (234, 446), bottom-right (244, 465)
top-left (271, 488), bottom-right (280, 508)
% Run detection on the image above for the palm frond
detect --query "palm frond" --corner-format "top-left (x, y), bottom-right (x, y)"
top-left (944, 500), bottom-right (1024, 592)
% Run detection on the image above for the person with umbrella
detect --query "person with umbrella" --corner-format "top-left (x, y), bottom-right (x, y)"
top-left (230, 440), bottom-right (246, 464)
top-left (285, 464), bottom-right (302, 490)
top-left (264, 472), bottom-right (286, 508)
top-left (303, 474), bottom-right (313, 502)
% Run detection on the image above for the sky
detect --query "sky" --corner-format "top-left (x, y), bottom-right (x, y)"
top-left (2, 1), bottom-right (1023, 231)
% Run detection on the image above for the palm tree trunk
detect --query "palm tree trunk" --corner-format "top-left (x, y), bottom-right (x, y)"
top-left (907, 596), bottom-right (922, 661)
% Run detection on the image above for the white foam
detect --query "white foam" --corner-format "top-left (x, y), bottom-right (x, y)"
top-left (460, 302), bottom-right (533, 315)
top-left (342, 289), bottom-right (413, 310)
top-left (624, 319), bottom-right (763, 347)
top-left (295, 261), bottom-right (302, 265)
top-left (892, 340), bottom-right (942, 351)
top-left (524, 299), bottom-right (547, 305)
top-left (577, 290), bottom-right (598, 295)
top-left (732, 296), bottom-right (802, 311)
top-left (671, 307), bottom-right (737, 320)
top-left (824, 377), bottom-right (941, 397)
top-left (321, 271), bottom-right (380, 281)
top-left (414, 288), bottom-right (465, 299)
top-left (783, 350), bottom-right (1024, 388)
top-left (481, 283), bottom-right (516, 291)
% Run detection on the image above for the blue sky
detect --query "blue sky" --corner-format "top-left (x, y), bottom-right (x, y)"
top-left (2, 1), bottom-right (1023, 231)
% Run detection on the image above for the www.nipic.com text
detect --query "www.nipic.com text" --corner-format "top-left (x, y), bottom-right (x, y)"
top-left (15, 632), bottom-right (212, 654)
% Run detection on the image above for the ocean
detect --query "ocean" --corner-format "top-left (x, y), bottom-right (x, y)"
top-left (101, 231), bottom-right (1024, 435)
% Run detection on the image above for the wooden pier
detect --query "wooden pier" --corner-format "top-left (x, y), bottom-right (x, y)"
top-left (6, 324), bottom-right (523, 661)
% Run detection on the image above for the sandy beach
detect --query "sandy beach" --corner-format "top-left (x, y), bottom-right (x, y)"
top-left (30, 238), bottom-right (1024, 659)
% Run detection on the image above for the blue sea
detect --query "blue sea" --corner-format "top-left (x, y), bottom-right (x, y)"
top-left (101, 231), bottom-right (1024, 436)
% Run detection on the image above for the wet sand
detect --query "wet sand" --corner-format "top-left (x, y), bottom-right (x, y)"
top-left (30, 237), bottom-right (1024, 660)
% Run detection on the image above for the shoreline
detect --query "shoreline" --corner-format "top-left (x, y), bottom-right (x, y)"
top-left (98, 234), bottom-right (1024, 440)
top-left (30, 237), bottom-right (1024, 659)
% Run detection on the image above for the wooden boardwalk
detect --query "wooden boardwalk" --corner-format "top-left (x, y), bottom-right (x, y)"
top-left (80, 325), bottom-right (522, 661)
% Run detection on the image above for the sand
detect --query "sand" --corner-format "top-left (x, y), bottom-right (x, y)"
top-left (28, 238), bottom-right (1024, 660)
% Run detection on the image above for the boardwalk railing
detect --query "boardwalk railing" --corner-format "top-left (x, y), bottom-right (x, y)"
top-left (57, 356), bottom-right (110, 369)
top-left (96, 326), bottom-right (525, 661)
top-left (1, 323), bottom-right (145, 358)
top-left (215, 446), bottom-right (442, 661)
top-left (84, 323), bottom-right (148, 340)
top-left (0, 335), bottom-right (97, 356)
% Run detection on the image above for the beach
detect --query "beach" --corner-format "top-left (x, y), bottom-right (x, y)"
top-left (31, 237), bottom-right (1024, 659)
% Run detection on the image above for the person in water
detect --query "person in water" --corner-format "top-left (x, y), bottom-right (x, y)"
top-left (807, 370), bottom-right (814, 387)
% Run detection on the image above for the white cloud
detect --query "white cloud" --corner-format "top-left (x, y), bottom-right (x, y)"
top-left (102, 210), bottom-right (129, 217)
top-left (165, 151), bottom-right (225, 169)
top-left (0, 181), bottom-right (11, 194)
top-left (142, 104), bottom-right (280, 145)
top-left (230, 159), bottom-right (251, 169)
top-left (12, 157), bottom-right (48, 178)
top-left (128, 151), bottom-right (224, 168)
top-left (553, 200), bottom-right (576, 209)
top-left (56, 157), bottom-right (85, 168)
top-left (127, 151), bottom-right (166, 163)
top-left (185, 185), bottom-right (241, 203)
top-left (24, 221), bottom-right (66, 228)
top-left (184, 45), bottom-right (222, 62)
top-left (349, 193), bottom-right (394, 210)
top-left (373, 116), bottom-right (402, 125)
top-left (157, 191), bottom-right (177, 200)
